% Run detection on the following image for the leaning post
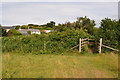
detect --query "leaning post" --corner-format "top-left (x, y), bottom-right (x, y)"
top-left (79, 38), bottom-right (82, 53)
top-left (99, 38), bottom-right (102, 54)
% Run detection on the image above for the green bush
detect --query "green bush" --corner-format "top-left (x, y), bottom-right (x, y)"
top-left (27, 31), bottom-right (31, 35)
top-left (2, 29), bottom-right (92, 54)
top-left (82, 45), bottom-right (89, 54)
top-left (9, 29), bottom-right (22, 36)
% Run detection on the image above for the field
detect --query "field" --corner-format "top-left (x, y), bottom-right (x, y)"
top-left (2, 52), bottom-right (118, 78)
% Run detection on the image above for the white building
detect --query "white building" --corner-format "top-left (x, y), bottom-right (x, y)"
top-left (42, 30), bottom-right (54, 33)
top-left (17, 29), bottom-right (41, 35)
top-left (30, 29), bottom-right (41, 34)
top-left (2, 26), bottom-right (15, 32)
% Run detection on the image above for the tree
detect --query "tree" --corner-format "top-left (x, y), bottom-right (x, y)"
top-left (0, 25), bottom-right (7, 36)
top-left (9, 29), bottom-right (22, 36)
top-left (54, 16), bottom-right (96, 35)
top-left (14, 25), bottom-right (20, 30)
top-left (99, 18), bottom-right (119, 49)
top-left (21, 25), bottom-right (28, 29)
top-left (28, 24), bottom-right (34, 26)
top-left (2, 28), bottom-right (7, 36)
top-left (27, 31), bottom-right (31, 35)
top-left (46, 21), bottom-right (55, 28)
top-left (75, 16), bottom-right (96, 35)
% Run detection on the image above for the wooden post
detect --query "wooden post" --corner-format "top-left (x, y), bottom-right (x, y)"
top-left (44, 41), bottom-right (46, 51)
top-left (79, 38), bottom-right (82, 53)
top-left (99, 38), bottom-right (102, 54)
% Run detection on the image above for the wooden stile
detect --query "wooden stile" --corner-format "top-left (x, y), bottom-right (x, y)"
top-left (71, 38), bottom-right (118, 54)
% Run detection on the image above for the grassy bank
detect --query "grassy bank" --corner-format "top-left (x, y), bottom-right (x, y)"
top-left (2, 53), bottom-right (118, 78)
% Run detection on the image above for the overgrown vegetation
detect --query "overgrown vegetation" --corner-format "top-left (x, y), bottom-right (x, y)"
top-left (8, 29), bottom-right (22, 36)
top-left (1, 17), bottom-right (119, 78)
top-left (27, 31), bottom-right (31, 35)
top-left (2, 17), bottom-right (120, 54)
top-left (2, 29), bottom-right (92, 54)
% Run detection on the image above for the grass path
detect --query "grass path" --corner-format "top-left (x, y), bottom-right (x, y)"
top-left (2, 53), bottom-right (118, 78)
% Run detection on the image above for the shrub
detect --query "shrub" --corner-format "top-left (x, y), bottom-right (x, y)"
top-left (27, 31), bottom-right (31, 35)
top-left (2, 29), bottom-right (92, 54)
top-left (9, 29), bottom-right (22, 36)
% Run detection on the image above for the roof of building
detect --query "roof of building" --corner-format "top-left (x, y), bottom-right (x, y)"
top-left (17, 29), bottom-right (40, 35)
top-left (17, 29), bottom-right (40, 32)
top-left (2, 26), bottom-right (15, 29)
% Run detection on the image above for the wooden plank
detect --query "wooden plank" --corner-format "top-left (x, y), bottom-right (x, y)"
top-left (81, 41), bottom-right (88, 44)
top-left (88, 39), bottom-right (94, 41)
top-left (81, 44), bottom-right (88, 47)
top-left (79, 38), bottom-right (82, 53)
top-left (102, 44), bottom-right (119, 51)
top-left (81, 38), bottom-right (88, 41)
top-left (70, 44), bottom-right (79, 49)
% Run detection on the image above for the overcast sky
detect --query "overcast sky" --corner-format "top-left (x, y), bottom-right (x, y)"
top-left (1, 0), bottom-right (119, 2)
top-left (0, 2), bottom-right (118, 27)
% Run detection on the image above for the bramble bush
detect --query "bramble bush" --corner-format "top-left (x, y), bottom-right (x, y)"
top-left (9, 29), bottom-right (22, 36)
top-left (2, 29), bottom-right (92, 54)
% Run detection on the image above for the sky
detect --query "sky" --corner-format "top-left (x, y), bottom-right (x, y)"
top-left (1, 0), bottom-right (119, 2)
top-left (0, 2), bottom-right (118, 27)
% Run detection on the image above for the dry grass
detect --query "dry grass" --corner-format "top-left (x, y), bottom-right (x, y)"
top-left (2, 53), bottom-right (118, 78)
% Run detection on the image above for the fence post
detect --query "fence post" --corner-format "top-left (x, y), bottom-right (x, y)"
top-left (99, 38), bottom-right (102, 54)
top-left (79, 38), bottom-right (82, 53)
top-left (44, 41), bottom-right (46, 51)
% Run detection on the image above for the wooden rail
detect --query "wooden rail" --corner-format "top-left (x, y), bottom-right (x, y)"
top-left (102, 44), bottom-right (119, 51)
top-left (81, 44), bottom-right (88, 47)
top-left (81, 38), bottom-right (88, 41)
top-left (70, 38), bottom-right (119, 54)
top-left (70, 44), bottom-right (79, 50)
top-left (81, 41), bottom-right (88, 44)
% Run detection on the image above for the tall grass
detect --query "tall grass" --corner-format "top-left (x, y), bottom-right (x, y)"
top-left (2, 52), bottom-right (118, 78)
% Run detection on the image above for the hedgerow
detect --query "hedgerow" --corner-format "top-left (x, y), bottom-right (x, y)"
top-left (2, 29), bottom-right (92, 54)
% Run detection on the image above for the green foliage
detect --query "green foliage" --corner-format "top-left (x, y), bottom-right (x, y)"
top-left (28, 24), bottom-right (34, 26)
top-left (34, 25), bottom-right (39, 27)
top-left (1, 28), bottom-right (7, 36)
top-left (54, 16), bottom-right (96, 35)
top-left (27, 31), bottom-right (31, 35)
top-left (44, 27), bottom-right (53, 30)
top-left (2, 29), bottom-right (91, 54)
top-left (9, 29), bottom-right (22, 36)
top-left (2, 17), bottom-right (119, 54)
top-left (54, 25), bottom-right (68, 32)
top-left (13, 25), bottom-right (20, 30)
top-left (46, 21), bottom-right (55, 28)
top-left (99, 18), bottom-right (119, 49)
top-left (82, 45), bottom-right (89, 54)
top-left (21, 25), bottom-right (28, 29)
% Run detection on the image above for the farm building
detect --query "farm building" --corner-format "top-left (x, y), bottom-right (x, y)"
top-left (17, 29), bottom-right (41, 35)
top-left (42, 30), bottom-right (54, 33)
top-left (2, 26), bottom-right (15, 32)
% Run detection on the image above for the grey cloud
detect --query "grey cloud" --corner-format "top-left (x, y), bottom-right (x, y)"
top-left (2, 0), bottom-right (119, 2)
top-left (1, 2), bottom-right (118, 26)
